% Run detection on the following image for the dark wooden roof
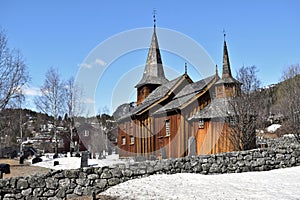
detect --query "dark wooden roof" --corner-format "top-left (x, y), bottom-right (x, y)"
top-left (117, 75), bottom-right (184, 121)
top-left (154, 75), bottom-right (217, 114)
top-left (189, 98), bottom-right (234, 119)
top-left (135, 28), bottom-right (168, 88)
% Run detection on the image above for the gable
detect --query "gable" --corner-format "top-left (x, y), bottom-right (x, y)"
top-left (117, 74), bottom-right (193, 121)
top-left (154, 74), bottom-right (218, 115)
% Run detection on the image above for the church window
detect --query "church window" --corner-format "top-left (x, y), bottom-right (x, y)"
top-left (122, 136), bottom-right (126, 145)
top-left (229, 117), bottom-right (236, 125)
top-left (165, 120), bottom-right (170, 136)
top-left (199, 119), bottom-right (204, 129)
top-left (130, 136), bottom-right (135, 144)
top-left (84, 130), bottom-right (89, 137)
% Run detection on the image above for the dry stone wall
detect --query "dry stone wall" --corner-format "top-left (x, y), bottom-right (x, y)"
top-left (1, 142), bottom-right (300, 199)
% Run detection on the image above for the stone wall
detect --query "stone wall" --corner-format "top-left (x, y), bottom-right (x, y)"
top-left (1, 143), bottom-right (300, 199)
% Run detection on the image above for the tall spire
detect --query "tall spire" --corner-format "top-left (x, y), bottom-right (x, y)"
top-left (222, 34), bottom-right (232, 79)
top-left (135, 12), bottom-right (168, 88)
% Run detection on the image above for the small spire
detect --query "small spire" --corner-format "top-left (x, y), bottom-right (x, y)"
top-left (153, 9), bottom-right (157, 29)
top-left (185, 63), bottom-right (187, 74)
top-left (216, 64), bottom-right (218, 75)
top-left (222, 34), bottom-right (233, 79)
top-left (223, 29), bottom-right (226, 41)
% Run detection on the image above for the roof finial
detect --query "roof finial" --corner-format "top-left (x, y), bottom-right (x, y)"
top-left (216, 64), bottom-right (218, 75)
top-left (185, 62), bottom-right (187, 74)
top-left (223, 28), bottom-right (226, 41)
top-left (153, 9), bottom-right (157, 29)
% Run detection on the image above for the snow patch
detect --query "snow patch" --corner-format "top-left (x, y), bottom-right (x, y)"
top-left (32, 154), bottom-right (124, 170)
top-left (266, 124), bottom-right (281, 133)
top-left (101, 167), bottom-right (300, 200)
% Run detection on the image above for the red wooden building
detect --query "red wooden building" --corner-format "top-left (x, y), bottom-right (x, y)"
top-left (117, 22), bottom-right (241, 158)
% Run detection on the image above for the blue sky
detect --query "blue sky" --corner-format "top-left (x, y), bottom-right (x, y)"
top-left (0, 0), bottom-right (299, 115)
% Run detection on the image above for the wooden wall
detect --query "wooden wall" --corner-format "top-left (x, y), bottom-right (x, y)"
top-left (195, 120), bottom-right (235, 155)
top-left (118, 84), bottom-right (237, 159)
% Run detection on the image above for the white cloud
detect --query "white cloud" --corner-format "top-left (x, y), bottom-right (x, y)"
top-left (79, 58), bottom-right (106, 69)
top-left (95, 58), bottom-right (107, 66)
top-left (23, 87), bottom-right (41, 96)
top-left (79, 63), bottom-right (93, 69)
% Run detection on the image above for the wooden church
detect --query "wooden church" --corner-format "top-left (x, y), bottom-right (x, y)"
top-left (117, 19), bottom-right (241, 158)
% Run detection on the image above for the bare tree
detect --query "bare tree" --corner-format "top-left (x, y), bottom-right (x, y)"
top-left (63, 76), bottom-right (85, 156)
top-left (276, 64), bottom-right (300, 142)
top-left (35, 67), bottom-right (65, 155)
top-left (228, 65), bottom-right (261, 150)
top-left (64, 77), bottom-right (84, 118)
top-left (34, 67), bottom-right (64, 120)
top-left (0, 29), bottom-right (29, 110)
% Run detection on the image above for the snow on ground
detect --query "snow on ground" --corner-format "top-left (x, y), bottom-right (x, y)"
top-left (101, 166), bottom-right (300, 200)
top-left (32, 154), bottom-right (125, 170)
top-left (266, 124), bottom-right (282, 133)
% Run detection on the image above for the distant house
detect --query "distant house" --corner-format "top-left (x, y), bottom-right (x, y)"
top-left (117, 22), bottom-right (241, 158)
top-left (76, 123), bottom-right (106, 155)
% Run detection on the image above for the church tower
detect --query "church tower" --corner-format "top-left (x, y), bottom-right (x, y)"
top-left (135, 14), bottom-right (168, 105)
top-left (215, 34), bottom-right (241, 98)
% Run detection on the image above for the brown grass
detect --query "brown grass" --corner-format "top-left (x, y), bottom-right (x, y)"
top-left (0, 158), bottom-right (50, 179)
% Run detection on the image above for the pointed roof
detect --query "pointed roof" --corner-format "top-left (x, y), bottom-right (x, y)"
top-left (222, 39), bottom-right (232, 79)
top-left (215, 36), bottom-right (240, 85)
top-left (135, 25), bottom-right (168, 88)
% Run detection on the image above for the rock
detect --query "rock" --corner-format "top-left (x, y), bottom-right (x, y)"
top-left (0, 179), bottom-right (8, 188)
top-left (59, 178), bottom-right (70, 188)
top-left (43, 189), bottom-right (55, 197)
top-left (94, 179), bottom-right (107, 189)
top-left (74, 185), bottom-right (87, 196)
top-left (56, 188), bottom-right (66, 198)
top-left (28, 176), bottom-right (46, 188)
top-left (209, 163), bottom-right (220, 173)
top-left (52, 171), bottom-right (64, 179)
top-left (236, 161), bottom-right (245, 167)
top-left (257, 158), bottom-right (266, 166)
top-left (88, 174), bottom-right (99, 180)
top-left (79, 172), bottom-right (87, 179)
top-left (17, 179), bottom-right (28, 189)
top-left (76, 178), bottom-right (89, 186)
top-left (100, 170), bottom-right (112, 179)
top-left (64, 169), bottom-right (79, 179)
top-left (122, 169), bottom-right (133, 177)
top-left (46, 178), bottom-right (59, 189)
top-left (33, 188), bottom-right (44, 197)
top-left (22, 188), bottom-right (32, 196)
top-left (244, 155), bottom-right (252, 160)
top-left (111, 168), bottom-right (122, 178)
top-left (108, 178), bottom-right (120, 186)
top-left (10, 177), bottom-right (18, 188)
top-left (276, 154), bottom-right (285, 160)
top-left (292, 149), bottom-right (300, 157)
top-left (201, 163), bottom-right (210, 171)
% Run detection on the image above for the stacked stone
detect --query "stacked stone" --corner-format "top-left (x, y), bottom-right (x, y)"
top-left (1, 144), bottom-right (300, 199)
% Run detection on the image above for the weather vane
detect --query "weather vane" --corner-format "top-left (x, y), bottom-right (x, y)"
top-left (223, 29), bottom-right (226, 40)
top-left (153, 9), bottom-right (157, 27)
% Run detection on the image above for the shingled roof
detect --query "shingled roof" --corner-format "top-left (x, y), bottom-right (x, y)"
top-left (189, 98), bottom-right (234, 120)
top-left (117, 75), bottom-right (184, 121)
top-left (135, 26), bottom-right (168, 88)
top-left (215, 39), bottom-right (240, 85)
top-left (154, 75), bottom-right (217, 114)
